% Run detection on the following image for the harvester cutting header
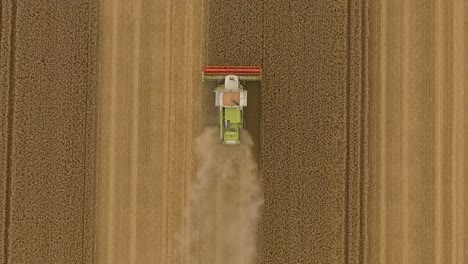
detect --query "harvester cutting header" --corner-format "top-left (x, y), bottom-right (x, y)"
top-left (202, 66), bottom-right (262, 145)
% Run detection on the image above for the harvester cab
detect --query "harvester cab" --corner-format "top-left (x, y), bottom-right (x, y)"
top-left (202, 66), bottom-right (262, 145)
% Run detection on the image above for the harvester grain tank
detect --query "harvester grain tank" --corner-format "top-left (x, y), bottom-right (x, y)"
top-left (202, 66), bottom-right (262, 145)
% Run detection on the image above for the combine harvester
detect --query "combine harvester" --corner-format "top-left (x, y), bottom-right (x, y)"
top-left (202, 66), bottom-right (262, 145)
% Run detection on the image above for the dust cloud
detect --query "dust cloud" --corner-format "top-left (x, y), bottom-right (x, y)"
top-left (180, 126), bottom-right (263, 263)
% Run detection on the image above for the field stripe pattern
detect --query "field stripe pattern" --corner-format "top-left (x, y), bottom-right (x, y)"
top-left (367, 0), bottom-right (466, 263)
top-left (2, 0), bottom-right (466, 263)
top-left (95, 0), bottom-right (208, 262)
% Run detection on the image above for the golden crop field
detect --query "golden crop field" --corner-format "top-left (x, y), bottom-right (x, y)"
top-left (1, 0), bottom-right (466, 263)
top-left (0, 1), bottom-right (96, 263)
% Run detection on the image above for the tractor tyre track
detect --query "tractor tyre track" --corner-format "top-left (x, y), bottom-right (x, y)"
top-left (1, 1), bottom-right (17, 263)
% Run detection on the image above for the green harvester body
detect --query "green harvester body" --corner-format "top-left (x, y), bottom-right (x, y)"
top-left (202, 66), bottom-right (262, 145)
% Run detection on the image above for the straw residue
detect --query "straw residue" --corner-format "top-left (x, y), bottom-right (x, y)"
top-left (182, 126), bottom-right (263, 264)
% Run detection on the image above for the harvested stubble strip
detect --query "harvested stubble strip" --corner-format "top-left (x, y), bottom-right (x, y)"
top-left (207, 0), bottom-right (368, 263)
top-left (0, 1), bottom-right (97, 263)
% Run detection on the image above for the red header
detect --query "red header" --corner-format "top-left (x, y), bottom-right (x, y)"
top-left (203, 66), bottom-right (261, 76)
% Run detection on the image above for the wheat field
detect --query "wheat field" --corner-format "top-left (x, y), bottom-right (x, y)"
top-left (1, 0), bottom-right (466, 263)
